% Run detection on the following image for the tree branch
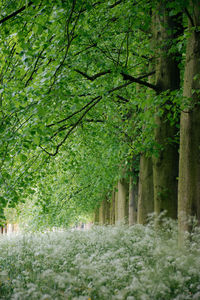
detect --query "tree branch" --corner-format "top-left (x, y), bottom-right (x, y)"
top-left (121, 71), bottom-right (158, 92)
top-left (108, 81), bottom-right (133, 93)
top-left (47, 95), bottom-right (100, 127)
top-left (43, 73), bottom-right (145, 156)
top-left (184, 8), bottom-right (195, 27)
top-left (0, 2), bottom-right (33, 24)
top-left (25, 35), bottom-right (55, 87)
top-left (74, 69), bottom-right (111, 81)
top-left (108, 0), bottom-right (123, 8)
top-left (117, 95), bottom-right (129, 103)
top-left (41, 96), bottom-right (102, 156)
top-left (136, 70), bottom-right (155, 80)
top-left (74, 43), bottom-right (97, 56)
top-left (85, 118), bottom-right (104, 122)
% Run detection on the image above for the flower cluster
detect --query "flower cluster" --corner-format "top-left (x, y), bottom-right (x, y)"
top-left (0, 223), bottom-right (200, 299)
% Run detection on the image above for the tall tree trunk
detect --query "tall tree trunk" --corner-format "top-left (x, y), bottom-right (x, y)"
top-left (99, 200), bottom-right (105, 225)
top-left (129, 175), bottom-right (138, 225)
top-left (152, 4), bottom-right (181, 219)
top-left (94, 206), bottom-right (100, 224)
top-left (178, 2), bottom-right (200, 232)
top-left (116, 179), bottom-right (128, 223)
top-left (137, 61), bottom-right (155, 224)
top-left (138, 155), bottom-right (154, 224)
top-left (3, 224), bottom-right (7, 235)
top-left (110, 190), bottom-right (115, 225)
top-left (99, 198), bottom-right (110, 225)
top-left (115, 187), bottom-right (118, 224)
top-left (105, 198), bottom-right (111, 224)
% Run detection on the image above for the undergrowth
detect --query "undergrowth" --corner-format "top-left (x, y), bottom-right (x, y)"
top-left (0, 221), bottom-right (200, 299)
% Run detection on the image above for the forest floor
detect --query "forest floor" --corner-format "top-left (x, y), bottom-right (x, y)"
top-left (0, 221), bottom-right (200, 300)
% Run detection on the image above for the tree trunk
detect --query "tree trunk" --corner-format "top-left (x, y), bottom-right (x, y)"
top-left (152, 5), bottom-right (181, 219)
top-left (110, 190), bottom-right (115, 225)
top-left (178, 2), bottom-right (200, 232)
top-left (99, 200), bottom-right (105, 225)
top-left (115, 187), bottom-right (118, 224)
top-left (94, 207), bottom-right (100, 224)
top-left (129, 175), bottom-right (138, 225)
top-left (137, 155), bottom-right (154, 224)
top-left (99, 198), bottom-right (110, 225)
top-left (105, 198), bottom-right (111, 224)
top-left (3, 224), bottom-right (7, 235)
top-left (116, 179), bottom-right (128, 223)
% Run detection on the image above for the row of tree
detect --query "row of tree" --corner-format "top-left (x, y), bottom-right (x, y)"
top-left (0, 0), bottom-right (199, 232)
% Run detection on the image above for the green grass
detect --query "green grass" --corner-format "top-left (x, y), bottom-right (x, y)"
top-left (0, 221), bottom-right (200, 299)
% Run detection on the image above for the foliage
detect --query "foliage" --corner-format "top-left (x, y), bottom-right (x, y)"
top-left (0, 222), bottom-right (200, 299)
top-left (0, 0), bottom-right (189, 225)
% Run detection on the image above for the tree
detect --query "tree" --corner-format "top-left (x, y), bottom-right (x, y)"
top-left (152, 1), bottom-right (182, 219)
top-left (178, 0), bottom-right (200, 232)
top-left (0, 0), bottom-right (199, 231)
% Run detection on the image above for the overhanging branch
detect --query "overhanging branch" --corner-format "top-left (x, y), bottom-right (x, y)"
top-left (40, 96), bottom-right (102, 156)
top-left (47, 95), bottom-right (101, 127)
top-left (74, 69), bottom-right (111, 81)
top-left (0, 2), bottom-right (33, 24)
top-left (44, 77), bottom-right (140, 156)
top-left (117, 95), bottom-right (129, 103)
top-left (121, 71), bottom-right (158, 92)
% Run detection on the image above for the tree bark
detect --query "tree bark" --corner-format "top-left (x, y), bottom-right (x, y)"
top-left (3, 224), bottom-right (7, 235)
top-left (178, 1), bottom-right (200, 232)
top-left (137, 155), bottom-right (154, 224)
top-left (152, 4), bottom-right (181, 219)
top-left (110, 190), bottom-right (115, 224)
top-left (99, 200), bottom-right (105, 225)
top-left (94, 206), bottom-right (100, 224)
top-left (114, 187), bottom-right (118, 224)
top-left (129, 175), bottom-right (138, 225)
top-left (116, 179), bottom-right (128, 223)
top-left (99, 198), bottom-right (110, 225)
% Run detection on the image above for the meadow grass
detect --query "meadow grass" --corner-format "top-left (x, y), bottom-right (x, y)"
top-left (0, 221), bottom-right (200, 299)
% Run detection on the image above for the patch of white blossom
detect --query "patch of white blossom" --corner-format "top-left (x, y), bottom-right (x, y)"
top-left (0, 221), bottom-right (200, 299)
